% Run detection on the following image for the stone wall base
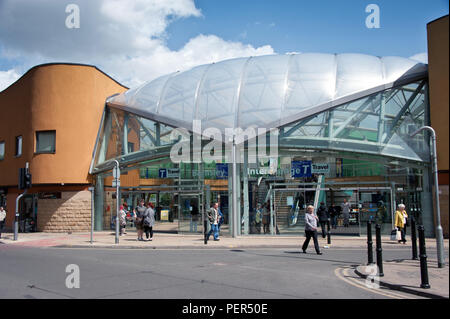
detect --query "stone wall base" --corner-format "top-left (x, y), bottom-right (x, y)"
top-left (37, 191), bottom-right (91, 232)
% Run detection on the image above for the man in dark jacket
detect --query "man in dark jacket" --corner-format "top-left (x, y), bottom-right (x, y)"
top-left (317, 202), bottom-right (329, 238)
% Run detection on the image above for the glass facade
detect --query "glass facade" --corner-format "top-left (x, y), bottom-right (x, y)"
top-left (90, 53), bottom-right (434, 237)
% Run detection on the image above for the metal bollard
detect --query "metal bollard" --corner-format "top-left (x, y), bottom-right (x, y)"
top-left (375, 224), bottom-right (384, 277)
top-left (367, 220), bottom-right (374, 265)
top-left (411, 216), bottom-right (418, 260)
top-left (418, 225), bottom-right (430, 289)
top-left (204, 220), bottom-right (208, 245)
top-left (327, 219), bottom-right (331, 244)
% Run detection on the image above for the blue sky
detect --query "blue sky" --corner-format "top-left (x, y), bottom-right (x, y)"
top-left (166, 0), bottom-right (448, 56)
top-left (0, 0), bottom-right (448, 91)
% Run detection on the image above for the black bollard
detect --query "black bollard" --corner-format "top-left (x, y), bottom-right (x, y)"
top-left (327, 219), bottom-right (331, 244)
top-left (411, 216), bottom-right (418, 260)
top-left (375, 224), bottom-right (384, 277)
top-left (204, 220), bottom-right (208, 245)
top-left (418, 225), bottom-right (430, 289)
top-left (367, 220), bottom-right (374, 265)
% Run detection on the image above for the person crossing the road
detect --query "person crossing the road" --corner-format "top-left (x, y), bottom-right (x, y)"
top-left (302, 205), bottom-right (322, 255)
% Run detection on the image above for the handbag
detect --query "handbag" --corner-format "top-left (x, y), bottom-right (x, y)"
top-left (390, 229), bottom-right (397, 241)
top-left (396, 229), bottom-right (402, 241)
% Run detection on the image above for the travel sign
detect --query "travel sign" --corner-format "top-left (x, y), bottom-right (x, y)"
top-left (291, 161), bottom-right (330, 177)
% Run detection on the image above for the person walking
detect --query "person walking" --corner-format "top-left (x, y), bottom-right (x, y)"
top-left (134, 200), bottom-right (146, 241)
top-left (119, 205), bottom-right (127, 236)
top-left (341, 198), bottom-right (351, 227)
top-left (394, 203), bottom-right (408, 244)
top-left (143, 202), bottom-right (155, 241)
top-left (302, 205), bottom-right (322, 255)
top-left (0, 206), bottom-right (6, 239)
top-left (317, 202), bottom-right (329, 238)
top-left (206, 202), bottom-right (220, 241)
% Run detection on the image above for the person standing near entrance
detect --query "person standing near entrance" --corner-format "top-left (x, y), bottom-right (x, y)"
top-left (395, 204), bottom-right (408, 244)
top-left (207, 202), bottom-right (220, 241)
top-left (341, 198), bottom-right (351, 227)
top-left (135, 200), bottom-right (146, 241)
top-left (302, 205), bottom-right (322, 255)
top-left (0, 206), bottom-right (6, 239)
top-left (317, 202), bottom-right (329, 238)
top-left (143, 202), bottom-right (155, 241)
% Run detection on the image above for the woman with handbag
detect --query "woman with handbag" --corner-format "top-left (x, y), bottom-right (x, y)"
top-left (394, 204), bottom-right (408, 244)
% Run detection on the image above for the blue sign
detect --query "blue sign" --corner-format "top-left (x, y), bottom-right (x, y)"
top-left (159, 168), bottom-right (167, 178)
top-left (215, 163), bottom-right (228, 179)
top-left (291, 160), bottom-right (312, 178)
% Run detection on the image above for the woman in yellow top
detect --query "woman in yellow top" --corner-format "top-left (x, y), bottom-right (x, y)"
top-left (394, 204), bottom-right (408, 244)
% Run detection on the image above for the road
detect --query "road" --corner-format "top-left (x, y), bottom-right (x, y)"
top-left (0, 245), bottom-right (426, 299)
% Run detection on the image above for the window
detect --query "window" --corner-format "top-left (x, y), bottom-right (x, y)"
top-left (0, 141), bottom-right (4, 160)
top-left (128, 142), bottom-right (134, 153)
top-left (15, 136), bottom-right (22, 157)
top-left (36, 130), bottom-right (56, 153)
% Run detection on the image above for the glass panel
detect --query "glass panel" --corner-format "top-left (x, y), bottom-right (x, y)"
top-left (279, 80), bottom-right (430, 163)
top-left (93, 107), bottom-right (184, 169)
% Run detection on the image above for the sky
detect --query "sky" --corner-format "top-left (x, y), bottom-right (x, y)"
top-left (0, 0), bottom-right (448, 92)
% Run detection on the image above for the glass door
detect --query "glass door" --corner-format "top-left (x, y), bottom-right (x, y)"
top-left (178, 193), bottom-right (202, 234)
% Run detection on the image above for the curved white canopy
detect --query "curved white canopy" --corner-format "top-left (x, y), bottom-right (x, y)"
top-left (107, 53), bottom-right (427, 137)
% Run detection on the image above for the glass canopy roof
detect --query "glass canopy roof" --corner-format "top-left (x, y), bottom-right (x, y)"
top-left (107, 53), bottom-right (427, 140)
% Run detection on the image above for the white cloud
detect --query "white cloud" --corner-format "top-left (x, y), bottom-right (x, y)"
top-left (0, 69), bottom-right (20, 91)
top-left (0, 0), bottom-right (274, 91)
top-left (409, 52), bottom-right (428, 64)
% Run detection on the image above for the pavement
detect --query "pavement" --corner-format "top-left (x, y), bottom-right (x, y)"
top-left (1, 222), bottom-right (449, 299)
top-left (355, 258), bottom-right (449, 299)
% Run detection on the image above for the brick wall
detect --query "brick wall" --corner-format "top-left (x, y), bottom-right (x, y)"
top-left (37, 191), bottom-right (91, 232)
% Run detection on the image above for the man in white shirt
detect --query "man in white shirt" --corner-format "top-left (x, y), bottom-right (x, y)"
top-left (206, 202), bottom-right (220, 241)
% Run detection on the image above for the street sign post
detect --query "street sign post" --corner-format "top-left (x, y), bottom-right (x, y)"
top-left (113, 160), bottom-right (120, 244)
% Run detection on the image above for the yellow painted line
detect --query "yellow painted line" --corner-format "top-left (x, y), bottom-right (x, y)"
top-left (334, 267), bottom-right (408, 299)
